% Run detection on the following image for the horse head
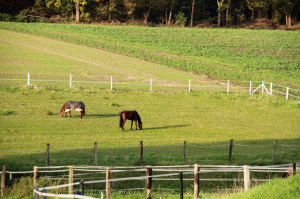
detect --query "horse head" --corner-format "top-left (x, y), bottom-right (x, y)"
top-left (138, 122), bottom-right (143, 130)
top-left (60, 103), bottom-right (67, 117)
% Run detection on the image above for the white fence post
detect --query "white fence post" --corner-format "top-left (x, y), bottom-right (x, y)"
top-left (261, 81), bottom-right (264, 93)
top-left (27, 72), bottom-right (30, 86)
top-left (227, 80), bottom-right (229, 94)
top-left (249, 81), bottom-right (252, 94)
top-left (150, 78), bottom-right (152, 92)
top-left (110, 76), bottom-right (113, 90)
top-left (244, 165), bottom-right (250, 191)
top-left (286, 87), bottom-right (289, 100)
top-left (69, 74), bottom-right (72, 88)
top-left (270, 83), bottom-right (273, 95)
top-left (188, 79), bottom-right (191, 93)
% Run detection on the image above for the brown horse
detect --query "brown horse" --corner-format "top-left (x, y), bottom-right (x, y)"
top-left (60, 101), bottom-right (85, 118)
top-left (119, 110), bottom-right (142, 131)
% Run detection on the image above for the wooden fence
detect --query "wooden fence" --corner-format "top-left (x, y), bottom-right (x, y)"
top-left (1, 163), bottom-right (298, 199)
top-left (11, 139), bottom-right (293, 167)
top-left (1, 73), bottom-right (300, 100)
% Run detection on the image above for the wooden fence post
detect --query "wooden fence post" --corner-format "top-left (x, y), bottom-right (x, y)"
top-left (27, 72), bottom-right (30, 86)
top-left (270, 83), bottom-right (273, 95)
top-left (262, 81), bottom-right (264, 93)
top-left (194, 164), bottom-right (200, 199)
top-left (110, 76), bottom-right (113, 90)
top-left (106, 167), bottom-right (111, 199)
top-left (183, 141), bottom-right (186, 164)
top-left (188, 80), bottom-right (191, 93)
top-left (179, 172), bottom-right (183, 199)
top-left (34, 185), bottom-right (39, 199)
top-left (70, 74), bottom-right (72, 88)
top-left (146, 166), bottom-right (152, 199)
top-left (249, 81), bottom-right (252, 94)
top-left (140, 141), bottom-right (143, 164)
top-left (292, 162), bottom-right (296, 176)
top-left (286, 87), bottom-right (289, 100)
top-left (46, 144), bottom-right (50, 167)
top-left (1, 164), bottom-right (6, 197)
top-left (272, 140), bottom-right (277, 161)
top-left (33, 166), bottom-right (38, 187)
top-left (68, 166), bottom-right (73, 194)
top-left (227, 80), bottom-right (229, 94)
top-left (80, 180), bottom-right (84, 195)
top-left (243, 165), bottom-right (250, 191)
top-left (228, 139), bottom-right (234, 162)
top-left (94, 142), bottom-right (97, 166)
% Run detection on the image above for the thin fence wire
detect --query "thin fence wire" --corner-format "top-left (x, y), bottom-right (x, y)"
top-left (0, 73), bottom-right (299, 100)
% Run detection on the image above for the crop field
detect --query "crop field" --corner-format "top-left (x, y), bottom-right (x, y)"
top-left (0, 24), bottom-right (299, 198)
top-left (0, 22), bottom-right (299, 87)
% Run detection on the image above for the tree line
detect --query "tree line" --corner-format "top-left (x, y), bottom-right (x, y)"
top-left (0, 0), bottom-right (299, 27)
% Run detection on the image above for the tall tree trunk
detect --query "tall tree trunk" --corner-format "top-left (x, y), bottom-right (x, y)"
top-left (168, 0), bottom-right (173, 26)
top-left (108, 0), bottom-right (111, 22)
top-left (288, 13), bottom-right (291, 26)
top-left (217, 0), bottom-right (224, 27)
top-left (190, 0), bottom-right (195, 27)
top-left (165, 10), bottom-right (168, 25)
top-left (218, 11), bottom-right (221, 27)
top-left (75, 0), bottom-right (80, 23)
top-left (225, 0), bottom-right (231, 27)
top-left (285, 13), bottom-right (288, 26)
top-left (143, 0), bottom-right (152, 24)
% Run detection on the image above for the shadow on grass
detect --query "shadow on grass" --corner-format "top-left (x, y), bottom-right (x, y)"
top-left (1, 138), bottom-right (299, 171)
top-left (85, 113), bottom-right (119, 118)
top-left (142, 124), bottom-right (190, 131)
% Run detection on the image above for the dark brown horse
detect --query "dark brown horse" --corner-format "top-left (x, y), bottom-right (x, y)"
top-left (119, 110), bottom-right (142, 131)
top-left (60, 101), bottom-right (85, 118)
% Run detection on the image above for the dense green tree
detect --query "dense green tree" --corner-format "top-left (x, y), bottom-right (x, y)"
top-left (0, 0), bottom-right (299, 26)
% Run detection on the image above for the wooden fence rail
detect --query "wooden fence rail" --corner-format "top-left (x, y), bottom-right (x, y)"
top-left (1, 163), bottom-right (299, 199)
top-left (1, 73), bottom-right (300, 100)
top-left (35, 139), bottom-right (289, 168)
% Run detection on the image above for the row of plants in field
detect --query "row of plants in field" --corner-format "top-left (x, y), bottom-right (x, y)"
top-left (0, 22), bottom-right (299, 87)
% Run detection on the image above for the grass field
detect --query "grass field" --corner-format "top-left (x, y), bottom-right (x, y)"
top-left (0, 22), bottom-right (299, 87)
top-left (0, 23), bottom-right (299, 198)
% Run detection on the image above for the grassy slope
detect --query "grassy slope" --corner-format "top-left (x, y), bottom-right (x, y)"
top-left (0, 22), bottom-right (299, 87)
top-left (0, 24), bottom-right (299, 198)
top-left (0, 26), bottom-right (299, 170)
top-left (227, 174), bottom-right (300, 199)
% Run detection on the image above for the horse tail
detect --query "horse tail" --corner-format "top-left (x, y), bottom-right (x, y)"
top-left (119, 112), bottom-right (123, 128)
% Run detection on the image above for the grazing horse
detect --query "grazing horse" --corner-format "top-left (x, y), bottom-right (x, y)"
top-left (60, 101), bottom-right (85, 118)
top-left (119, 110), bottom-right (142, 131)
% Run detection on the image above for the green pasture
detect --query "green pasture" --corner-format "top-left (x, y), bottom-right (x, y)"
top-left (0, 22), bottom-right (299, 87)
top-left (0, 24), bottom-right (299, 198)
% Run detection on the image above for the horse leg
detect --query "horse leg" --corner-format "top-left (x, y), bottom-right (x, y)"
top-left (135, 120), bottom-right (137, 130)
top-left (69, 111), bottom-right (72, 118)
top-left (80, 111), bottom-right (83, 119)
top-left (131, 120), bottom-right (133, 130)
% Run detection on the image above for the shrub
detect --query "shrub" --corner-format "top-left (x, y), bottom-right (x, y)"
top-left (0, 13), bottom-right (14, 21)
top-left (175, 12), bottom-right (187, 27)
top-left (0, 110), bottom-right (14, 116)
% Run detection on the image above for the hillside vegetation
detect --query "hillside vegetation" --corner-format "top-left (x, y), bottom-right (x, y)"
top-left (227, 174), bottom-right (300, 199)
top-left (1, 22), bottom-right (299, 88)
